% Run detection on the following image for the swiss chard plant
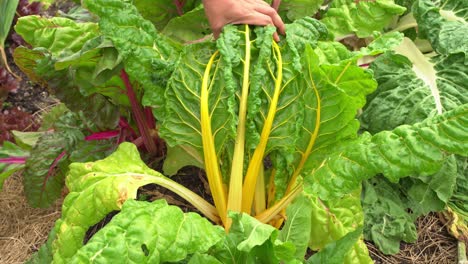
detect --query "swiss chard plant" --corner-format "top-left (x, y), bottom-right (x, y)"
top-left (1, 0), bottom-right (467, 263)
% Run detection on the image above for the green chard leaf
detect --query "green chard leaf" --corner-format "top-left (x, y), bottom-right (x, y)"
top-left (42, 143), bottom-right (217, 263)
top-left (207, 212), bottom-right (296, 264)
top-left (308, 190), bottom-right (372, 263)
top-left (71, 199), bottom-right (224, 264)
top-left (279, 195), bottom-right (313, 259)
top-left (134, 0), bottom-right (202, 31)
top-left (306, 227), bottom-right (364, 264)
top-left (82, 0), bottom-right (180, 113)
top-left (15, 16), bottom-right (99, 58)
top-left (362, 177), bottom-right (418, 255)
top-left (413, 0), bottom-right (468, 58)
top-left (162, 5), bottom-right (211, 44)
top-left (321, 0), bottom-right (406, 38)
top-left (14, 18), bottom-right (121, 130)
top-left (361, 40), bottom-right (467, 133)
top-left (305, 104), bottom-right (468, 200)
top-left (278, 0), bottom-right (323, 22)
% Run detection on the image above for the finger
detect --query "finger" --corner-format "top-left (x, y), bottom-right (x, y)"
top-left (273, 32), bottom-right (280, 42)
top-left (254, 5), bottom-right (286, 35)
top-left (231, 12), bottom-right (273, 27)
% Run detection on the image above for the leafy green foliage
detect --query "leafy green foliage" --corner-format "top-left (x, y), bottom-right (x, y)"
top-left (306, 227), bottom-right (364, 264)
top-left (321, 0), bottom-right (406, 38)
top-left (306, 104), bottom-right (468, 200)
top-left (71, 199), bottom-right (223, 263)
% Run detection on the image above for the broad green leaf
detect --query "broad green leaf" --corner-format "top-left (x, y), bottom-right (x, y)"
top-left (46, 143), bottom-right (216, 264)
top-left (209, 212), bottom-right (296, 264)
top-left (159, 26), bottom-right (243, 164)
top-left (450, 157), bottom-right (468, 214)
top-left (15, 16), bottom-right (99, 58)
top-left (163, 145), bottom-right (204, 176)
top-left (308, 190), bottom-right (372, 264)
top-left (414, 0), bottom-right (468, 58)
top-left (134, 0), bottom-right (201, 31)
top-left (83, 0), bottom-right (179, 112)
top-left (305, 104), bottom-right (468, 200)
top-left (162, 5), bottom-right (211, 44)
top-left (0, 141), bottom-right (28, 189)
top-left (71, 199), bottom-right (224, 264)
top-left (321, 0), bottom-right (406, 38)
top-left (279, 194), bottom-right (313, 259)
top-left (278, 0), bottom-right (323, 22)
top-left (361, 42), bottom-right (467, 133)
top-left (306, 227), bottom-right (364, 264)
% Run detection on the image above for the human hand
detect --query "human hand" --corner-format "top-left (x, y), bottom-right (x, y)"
top-left (202, 0), bottom-right (285, 41)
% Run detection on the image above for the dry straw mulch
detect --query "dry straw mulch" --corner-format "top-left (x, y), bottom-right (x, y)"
top-left (0, 172), bottom-right (463, 264)
top-left (0, 173), bottom-right (62, 264)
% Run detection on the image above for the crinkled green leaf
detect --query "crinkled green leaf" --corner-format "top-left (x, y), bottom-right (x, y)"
top-left (306, 227), bottom-right (364, 264)
top-left (361, 39), bottom-right (467, 133)
top-left (15, 16), bottom-right (99, 58)
top-left (413, 0), bottom-right (468, 58)
top-left (279, 194), bottom-right (313, 259)
top-left (71, 199), bottom-right (224, 264)
top-left (450, 157), bottom-right (468, 214)
top-left (209, 212), bottom-right (296, 264)
top-left (321, 0), bottom-right (406, 38)
top-left (308, 190), bottom-right (372, 264)
top-left (83, 0), bottom-right (179, 112)
top-left (162, 5), bottom-right (211, 44)
top-left (362, 177), bottom-right (418, 255)
top-left (306, 104), bottom-right (468, 200)
top-left (0, 141), bottom-right (28, 189)
top-left (278, 0), bottom-right (323, 22)
top-left (46, 143), bottom-right (210, 263)
top-left (359, 31), bottom-right (404, 56)
top-left (134, 0), bottom-right (201, 31)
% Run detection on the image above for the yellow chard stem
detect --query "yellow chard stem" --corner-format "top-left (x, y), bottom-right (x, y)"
top-left (226, 25), bottom-right (251, 229)
top-left (242, 41), bottom-right (283, 213)
top-left (201, 50), bottom-right (228, 226)
top-left (255, 184), bottom-right (303, 224)
top-left (253, 164), bottom-right (266, 214)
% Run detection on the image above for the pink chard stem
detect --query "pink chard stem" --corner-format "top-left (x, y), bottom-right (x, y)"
top-left (120, 69), bottom-right (157, 154)
top-left (0, 156), bottom-right (27, 164)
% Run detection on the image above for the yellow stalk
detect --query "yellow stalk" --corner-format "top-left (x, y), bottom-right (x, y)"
top-left (226, 25), bottom-right (251, 229)
top-left (125, 173), bottom-right (220, 223)
top-left (253, 165), bottom-right (266, 214)
top-left (255, 184), bottom-right (303, 224)
top-left (201, 50), bottom-right (228, 226)
top-left (242, 41), bottom-right (283, 213)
